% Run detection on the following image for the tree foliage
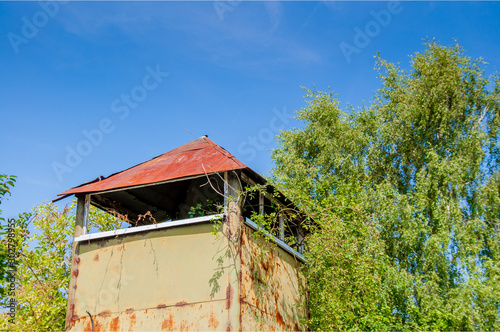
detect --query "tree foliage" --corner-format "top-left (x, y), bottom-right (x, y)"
top-left (272, 42), bottom-right (500, 330)
top-left (0, 200), bottom-right (121, 331)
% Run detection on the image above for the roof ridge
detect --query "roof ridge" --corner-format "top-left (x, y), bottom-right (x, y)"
top-left (201, 136), bottom-right (246, 169)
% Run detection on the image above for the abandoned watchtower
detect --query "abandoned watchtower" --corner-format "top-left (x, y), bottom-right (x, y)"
top-left (58, 136), bottom-right (307, 331)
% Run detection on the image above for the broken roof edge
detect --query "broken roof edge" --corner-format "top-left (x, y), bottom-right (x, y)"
top-left (57, 136), bottom-right (251, 197)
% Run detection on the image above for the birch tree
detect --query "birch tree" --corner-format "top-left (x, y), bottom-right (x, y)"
top-left (272, 42), bottom-right (500, 330)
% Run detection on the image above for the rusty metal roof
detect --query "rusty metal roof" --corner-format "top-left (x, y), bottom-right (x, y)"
top-left (59, 136), bottom-right (250, 196)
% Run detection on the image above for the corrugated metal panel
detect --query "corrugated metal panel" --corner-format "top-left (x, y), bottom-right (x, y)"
top-left (58, 137), bottom-right (248, 196)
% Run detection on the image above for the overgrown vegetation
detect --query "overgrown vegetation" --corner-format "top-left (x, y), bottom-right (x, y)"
top-left (0, 198), bottom-right (120, 332)
top-left (271, 41), bottom-right (500, 330)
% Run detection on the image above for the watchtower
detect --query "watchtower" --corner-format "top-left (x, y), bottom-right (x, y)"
top-left (58, 136), bottom-right (306, 331)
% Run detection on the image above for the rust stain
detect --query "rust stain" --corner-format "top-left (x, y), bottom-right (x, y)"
top-left (275, 308), bottom-right (285, 327)
top-left (75, 256), bottom-right (81, 264)
top-left (226, 284), bottom-right (233, 309)
top-left (98, 310), bottom-right (111, 317)
top-left (67, 303), bottom-right (77, 329)
top-left (94, 320), bottom-right (103, 332)
top-left (162, 313), bottom-right (174, 331)
top-left (110, 316), bottom-right (120, 332)
top-left (208, 311), bottom-right (219, 329)
top-left (72, 268), bottom-right (79, 277)
top-left (239, 299), bottom-right (242, 332)
top-left (157, 303), bottom-right (167, 309)
top-left (125, 307), bottom-right (134, 313)
top-left (93, 254), bottom-right (99, 261)
top-left (129, 313), bottom-right (136, 327)
top-left (175, 300), bottom-right (188, 307)
top-left (79, 317), bottom-right (103, 332)
top-left (83, 319), bottom-right (89, 332)
top-left (226, 323), bottom-right (232, 332)
top-left (179, 320), bottom-right (189, 331)
top-left (261, 259), bottom-right (270, 273)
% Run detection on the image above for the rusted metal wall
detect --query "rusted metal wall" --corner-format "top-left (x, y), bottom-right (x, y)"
top-left (240, 224), bottom-right (307, 331)
top-left (66, 214), bottom-right (306, 331)
top-left (67, 222), bottom-right (238, 331)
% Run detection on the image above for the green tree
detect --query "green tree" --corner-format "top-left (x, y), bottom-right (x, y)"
top-left (272, 41), bottom-right (500, 330)
top-left (0, 200), bottom-right (121, 331)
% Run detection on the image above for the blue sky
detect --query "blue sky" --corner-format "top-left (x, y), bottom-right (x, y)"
top-left (1, 1), bottom-right (500, 219)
